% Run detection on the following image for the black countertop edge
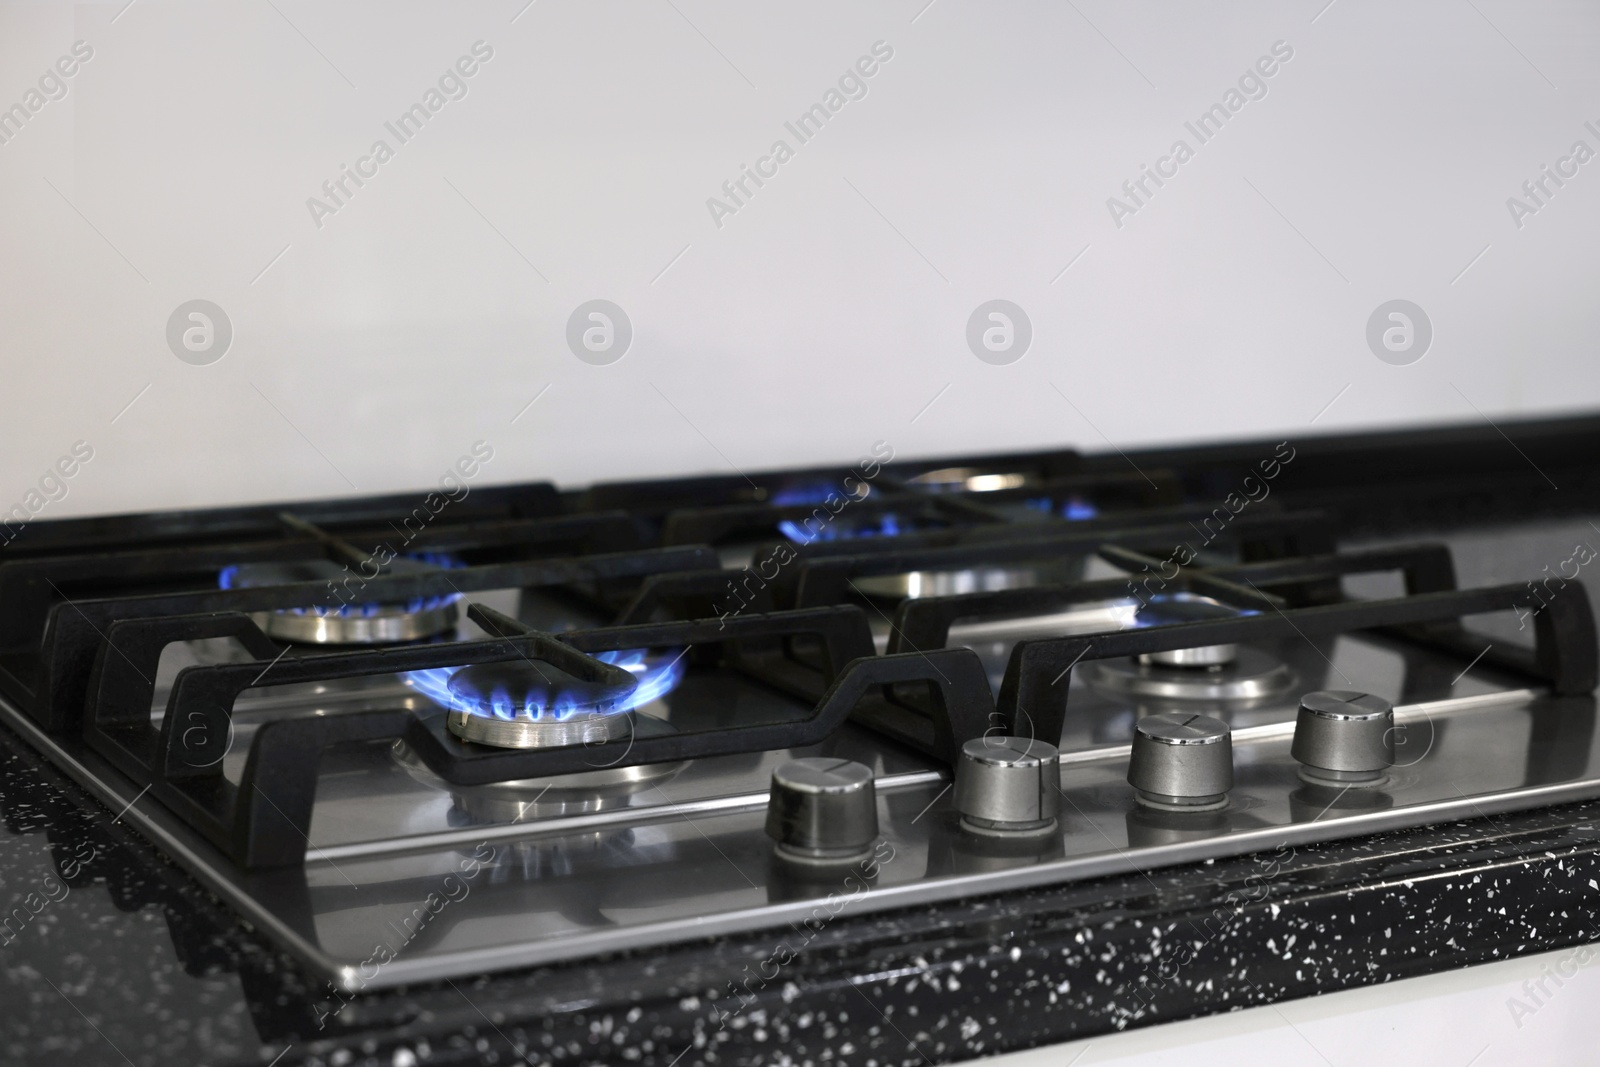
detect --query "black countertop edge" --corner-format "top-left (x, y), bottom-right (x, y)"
top-left (6, 718), bottom-right (1600, 1067)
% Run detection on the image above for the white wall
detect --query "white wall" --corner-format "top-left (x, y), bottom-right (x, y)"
top-left (1, 1), bottom-right (1598, 519)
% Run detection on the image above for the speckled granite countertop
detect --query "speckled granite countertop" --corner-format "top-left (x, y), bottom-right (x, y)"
top-left (5, 710), bottom-right (1600, 1067)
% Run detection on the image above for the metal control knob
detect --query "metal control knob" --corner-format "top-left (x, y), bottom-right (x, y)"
top-left (765, 758), bottom-right (879, 865)
top-left (1291, 690), bottom-right (1394, 787)
top-left (1127, 712), bottom-right (1233, 811)
top-left (955, 736), bottom-right (1060, 837)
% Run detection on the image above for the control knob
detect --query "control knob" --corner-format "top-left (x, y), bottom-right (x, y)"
top-left (1127, 712), bottom-right (1233, 811)
top-left (765, 758), bottom-right (879, 865)
top-left (1291, 690), bottom-right (1395, 787)
top-left (954, 736), bottom-right (1060, 837)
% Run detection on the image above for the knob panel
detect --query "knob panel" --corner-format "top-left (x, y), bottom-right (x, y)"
top-left (1127, 712), bottom-right (1233, 811)
top-left (955, 736), bottom-right (1060, 837)
top-left (765, 758), bottom-right (879, 865)
top-left (1291, 690), bottom-right (1395, 787)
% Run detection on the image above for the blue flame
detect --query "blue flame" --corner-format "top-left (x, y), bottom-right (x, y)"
top-left (779, 512), bottom-right (903, 545)
top-left (771, 482), bottom-right (837, 506)
top-left (1130, 592), bottom-right (1260, 629)
top-left (219, 552), bottom-right (464, 617)
top-left (1063, 497), bottom-right (1099, 521)
top-left (1023, 495), bottom-right (1099, 521)
top-left (403, 648), bottom-right (686, 723)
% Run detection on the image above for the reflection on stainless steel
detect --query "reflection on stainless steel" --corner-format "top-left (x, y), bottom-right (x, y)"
top-left (1124, 805), bottom-right (1234, 848)
top-left (392, 739), bottom-right (687, 823)
top-left (929, 819), bottom-right (1066, 875)
top-left (1287, 782), bottom-right (1396, 821)
top-left (766, 849), bottom-right (882, 903)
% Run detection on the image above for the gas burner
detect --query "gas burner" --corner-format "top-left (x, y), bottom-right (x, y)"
top-left (405, 647), bottom-right (688, 750)
top-left (778, 511), bottom-right (919, 544)
top-left (219, 555), bottom-right (461, 644)
top-left (1083, 646), bottom-right (1296, 703)
top-left (789, 510), bottom-right (1059, 598)
top-left (446, 661), bottom-right (636, 748)
top-left (1128, 592), bottom-right (1254, 668)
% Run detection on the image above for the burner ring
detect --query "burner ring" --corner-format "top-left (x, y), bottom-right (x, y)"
top-left (1138, 643), bottom-right (1238, 668)
top-left (224, 558), bottom-right (462, 645)
top-left (439, 659), bottom-right (640, 750)
top-left (445, 708), bottom-right (634, 749)
top-left (251, 602), bottom-right (458, 644)
top-left (1083, 646), bottom-right (1296, 703)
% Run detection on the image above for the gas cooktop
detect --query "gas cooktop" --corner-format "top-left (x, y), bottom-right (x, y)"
top-left (2, 423), bottom-right (1597, 996)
